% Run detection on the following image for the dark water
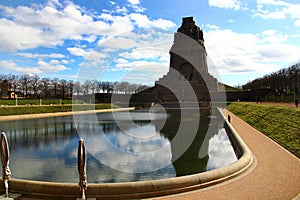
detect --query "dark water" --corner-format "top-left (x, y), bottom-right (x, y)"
top-left (0, 109), bottom-right (237, 183)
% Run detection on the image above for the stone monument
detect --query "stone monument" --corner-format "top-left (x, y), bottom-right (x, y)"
top-left (131, 17), bottom-right (219, 107)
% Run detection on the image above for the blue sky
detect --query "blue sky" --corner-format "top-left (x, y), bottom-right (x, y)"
top-left (0, 0), bottom-right (299, 87)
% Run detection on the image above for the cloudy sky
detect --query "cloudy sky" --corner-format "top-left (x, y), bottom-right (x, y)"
top-left (0, 0), bottom-right (299, 86)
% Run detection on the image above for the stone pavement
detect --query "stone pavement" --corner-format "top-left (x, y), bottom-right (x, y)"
top-left (149, 109), bottom-right (300, 200)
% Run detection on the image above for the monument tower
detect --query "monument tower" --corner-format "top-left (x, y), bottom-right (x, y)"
top-left (132, 17), bottom-right (219, 107)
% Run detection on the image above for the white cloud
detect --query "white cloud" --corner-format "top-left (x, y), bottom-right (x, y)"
top-left (0, 60), bottom-right (18, 70)
top-left (18, 53), bottom-right (65, 59)
top-left (111, 48), bottom-right (170, 83)
top-left (256, 0), bottom-right (290, 6)
top-left (99, 30), bottom-right (173, 51)
top-left (37, 60), bottom-right (69, 73)
top-left (49, 59), bottom-right (60, 65)
top-left (208, 0), bottom-right (242, 10)
top-left (127, 0), bottom-right (145, 12)
top-left (261, 29), bottom-right (277, 35)
top-left (0, 5), bottom-right (102, 51)
top-left (67, 47), bottom-right (89, 57)
top-left (75, 28), bottom-right (173, 83)
top-left (205, 27), bottom-right (300, 75)
top-left (114, 61), bottom-right (169, 84)
top-left (111, 15), bottom-right (134, 34)
top-left (259, 29), bottom-right (288, 43)
top-left (0, 18), bottom-right (49, 51)
top-left (100, 36), bottom-right (139, 50)
top-left (295, 19), bottom-right (300, 27)
top-left (0, 60), bottom-right (69, 74)
top-left (206, 24), bottom-right (221, 30)
top-left (87, 51), bottom-right (108, 62)
top-left (109, 1), bottom-right (116, 6)
top-left (116, 6), bottom-right (128, 14)
top-left (119, 48), bottom-right (168, 60)
top-left (115, 58), bottom-right (129, 64)
top-left (253, 0), bottom-right (300, 26)
top-left (67, 47), bottom-right (107, 62)
top-left (0, 3), bottom-right (126, 51)
top-left (115, 60), bottom-right (167, 71)
top-left (0, 1), bottom-right (175, 53)
top-left (118, 68), bottom-right (169, 85)
top-left (99, 12), bottom-right (175, 34)
top-left (62, 59), bottom-right (72, 64)
top-left (253, 8), bottom-right (286, 19)
top-left (99, 13), bottom-right (135, 34)
top-left (130, 13), bottom-right (176, 30)
top-left (128, 0), bottom-right (140, 5)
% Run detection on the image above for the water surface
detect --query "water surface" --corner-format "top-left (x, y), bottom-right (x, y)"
top-left (0, 109), bottom-right (237, 183)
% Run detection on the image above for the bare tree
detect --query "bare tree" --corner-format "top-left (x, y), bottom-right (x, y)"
top-left (9, 74), bottom-right (20, 93)
top-left (90, 80), bottom-right (98, 94)
top-left (51, 78), bottom-right (60, 98)
top-left (1, 73), bottom-right (151, 100)
top-left (41, 78), bottom-right (51, 98)
top-left (243, 61), bottom-right (300, 95)
top-left (31, 75), bottom-right (40, 98)
top-left (60, 79), bottom-right (68, 99)
top-left (73, 81), bottom-right (82, 95)
top-left (67, 80), bottom-right (74, 98)
top-left (0, 74), bottom-right (7, 97)
top-left (83, 80), bottom-right (91, 95)
top-left (19, 75), bottom-right (31, 97)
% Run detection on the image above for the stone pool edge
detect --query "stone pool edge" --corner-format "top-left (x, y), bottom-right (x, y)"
top-left (0, 107), bottom-right (136, 121)
top-left (0, 107), bottom-right (254, 199)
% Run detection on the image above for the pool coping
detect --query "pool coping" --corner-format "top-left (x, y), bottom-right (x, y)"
top-left (0, 107), bottom-right (254, 199)
top-left (0, 107), bottom-right (135, 121)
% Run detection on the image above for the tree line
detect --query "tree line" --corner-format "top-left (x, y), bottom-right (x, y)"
top-left (242, 62), bottom-right (300, 95)
top-left (0, 74), bottom-right (150, 99)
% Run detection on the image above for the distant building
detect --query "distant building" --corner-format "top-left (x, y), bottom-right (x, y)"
top-left (7, 91), bottom-right (24, 99)
top-left (0, 80), bottom-right (11, 99)
top-left (0, 80), bottom-right (24, 99)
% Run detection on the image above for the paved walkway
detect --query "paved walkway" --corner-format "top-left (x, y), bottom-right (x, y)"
top-left (150, 109), bottom-right (300, 200)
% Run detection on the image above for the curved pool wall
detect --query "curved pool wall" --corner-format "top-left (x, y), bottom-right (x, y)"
top-left (0, 107), bottom-right (254, 199)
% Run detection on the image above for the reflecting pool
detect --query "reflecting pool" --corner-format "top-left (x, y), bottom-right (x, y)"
top-left (0, 109), bottom-right (237, 183)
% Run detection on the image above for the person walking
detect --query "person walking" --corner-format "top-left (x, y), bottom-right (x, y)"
top-left (295, 99), bottom-right (299, 108)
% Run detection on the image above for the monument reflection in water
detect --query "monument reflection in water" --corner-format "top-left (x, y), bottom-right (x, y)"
top-left (0, 109), bottom-right (237, 183)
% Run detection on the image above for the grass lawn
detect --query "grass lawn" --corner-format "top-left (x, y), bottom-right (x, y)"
top-left (227, 102), bottom-right (300, 158)
top-left (0, 99), bottom-right (78, 106)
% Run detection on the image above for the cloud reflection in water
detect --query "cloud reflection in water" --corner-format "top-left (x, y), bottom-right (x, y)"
top-left (0, 111), bottom-right (237, 183)
top-left (207, 128), bottom-right (237, 171)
